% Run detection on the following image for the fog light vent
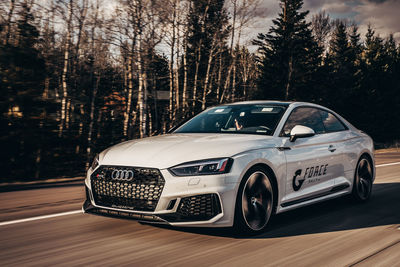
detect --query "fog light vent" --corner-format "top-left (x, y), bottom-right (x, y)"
top-left (167, 199), bottom-right (177, 210)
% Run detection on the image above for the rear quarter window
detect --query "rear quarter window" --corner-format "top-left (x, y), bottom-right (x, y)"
top-left (319, 110), bottom-right (347, 132)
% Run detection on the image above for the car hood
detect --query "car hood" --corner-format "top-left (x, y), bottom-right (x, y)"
top-left (100, 133), bottom-right (281, 169)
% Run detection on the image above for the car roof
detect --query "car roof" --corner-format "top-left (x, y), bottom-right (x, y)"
top-left (223, 101), bottom-right (293, 107)
top-left (224, 101), bottom-right (336, 109)
top-left (222, 101), bottom-right (357, 131)
top-left (221, 101), bottom-right (341, 115)
top-left (223, 100), bottom-right (330, 108)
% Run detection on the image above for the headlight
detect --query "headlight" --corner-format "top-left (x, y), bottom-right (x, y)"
top-left (169, 158), bottom-right (233, 176)
top-left (91, 154), bottom-right (100, 170)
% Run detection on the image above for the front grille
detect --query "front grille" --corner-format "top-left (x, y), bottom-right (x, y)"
top-left (90, 166), bottom-right (165, 212)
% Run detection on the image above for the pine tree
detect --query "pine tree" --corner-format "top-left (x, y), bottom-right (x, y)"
top-left (349, 25), bottom-right (362, 64)
top-left (379, 34), bottom-right (400, 141)
top-left (343, 25), bottom-right (366, 128)
top-left (0, 3), bottom-right (45, 117)
top-left (359, 26), bottom-right (388, 141)
top-left (0, 3), bottom-right (46, 179)
top-left (253, 0), bottom-right (321, 101)
top-left (325, 21), bottom-right (355, 114)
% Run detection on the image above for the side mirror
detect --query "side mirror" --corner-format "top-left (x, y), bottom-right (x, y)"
top-left (290, 125), bottom-right (315, 142)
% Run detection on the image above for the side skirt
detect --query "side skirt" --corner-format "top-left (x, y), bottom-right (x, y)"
top-left (280, 184), bottom-right (350, 208)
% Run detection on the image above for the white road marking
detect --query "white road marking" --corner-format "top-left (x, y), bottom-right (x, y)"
top-left (1, 161), bottom-right (400, 227)
top-left (0, 210), bottom-right (82, 227)
top-left (376, 162), bottom-right (400, 168)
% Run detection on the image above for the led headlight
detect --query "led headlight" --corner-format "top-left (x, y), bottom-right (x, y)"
top-left (91, 154), bottom-right (100, 170)
top-left (169, 158), bottom-right (233, 176)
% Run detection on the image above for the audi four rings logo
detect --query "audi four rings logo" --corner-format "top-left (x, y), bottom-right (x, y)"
top-left (111, 169), bottom-right (134, 181)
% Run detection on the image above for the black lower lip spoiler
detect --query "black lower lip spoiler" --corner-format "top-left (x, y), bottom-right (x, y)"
top-left (82, 200), bottom-right (168, 224)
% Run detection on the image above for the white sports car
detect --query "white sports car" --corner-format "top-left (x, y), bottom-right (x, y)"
top-left (83, 101), bottom-right (375, 233)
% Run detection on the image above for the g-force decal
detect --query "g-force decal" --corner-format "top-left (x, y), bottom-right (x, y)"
top-left (292, 164), bottom-right (328, 191)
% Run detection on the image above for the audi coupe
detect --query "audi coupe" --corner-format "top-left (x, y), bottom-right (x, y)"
top-left (83, 101), bottom-right (375, 233)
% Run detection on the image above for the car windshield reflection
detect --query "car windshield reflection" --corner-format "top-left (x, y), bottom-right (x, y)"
top-left (174, 105), bottom-right (287, 136)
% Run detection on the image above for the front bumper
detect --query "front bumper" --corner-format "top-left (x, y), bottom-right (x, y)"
top-left (83, 167), bottom-right (239, 227)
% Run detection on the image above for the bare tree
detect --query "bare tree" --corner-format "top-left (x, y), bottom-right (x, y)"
top-left (116, 0), bottom-right (139, 138)
top-left (192, 0), bottom-right (211, 114)
top-left (3, 0), bottom-right (16, 45)
top-left (85, 0), bottom-right (101, 168)
top-left (220, 0), bottom-right (260, 103)
top-left (168, 0), bottom-right (177, 122)
top-left (58, 0), bottom-right (74, 137)
top-left (181, 0), bottom-right (191, 115)
top-left (312, 10), bottom-right (332, 51)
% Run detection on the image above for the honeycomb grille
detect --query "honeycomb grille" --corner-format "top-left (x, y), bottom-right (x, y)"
top-left (176, 194), bottom-right (222, 221)
top-left (90, 166), bottom-right (165, 212)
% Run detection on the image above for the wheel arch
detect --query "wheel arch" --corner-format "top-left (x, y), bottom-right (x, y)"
top-left (359, 151), bottom-right (375, 181)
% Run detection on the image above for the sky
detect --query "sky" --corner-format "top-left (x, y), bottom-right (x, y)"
top-left (246, 0), bottom-right (400, 45)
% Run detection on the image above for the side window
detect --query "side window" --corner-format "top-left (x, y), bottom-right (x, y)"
top-left (319, 110), bottom-right (347, 132)
top-left (281, 107), bottom-right (325, 136)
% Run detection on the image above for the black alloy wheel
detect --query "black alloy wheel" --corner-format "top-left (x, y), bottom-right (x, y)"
top-left (352, 156), bottom-right (373, 202)
top-left (235, 167), bottom-right (275, 234)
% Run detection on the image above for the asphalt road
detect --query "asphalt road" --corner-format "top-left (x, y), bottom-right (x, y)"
top-left (1, 152), bottom-right (400, 266)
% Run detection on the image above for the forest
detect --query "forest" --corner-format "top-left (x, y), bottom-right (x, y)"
top-left (1, 0), bottom-right (399, 181)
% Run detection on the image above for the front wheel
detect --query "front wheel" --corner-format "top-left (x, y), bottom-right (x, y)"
top-left (234, 167), bottom-right (275, 234)
top-left (352, 156), bottom-right (373, 202)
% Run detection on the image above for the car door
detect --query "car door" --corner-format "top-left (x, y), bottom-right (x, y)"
top-left (279, 107), bottom-right (344, 206)
top-left (318, 109), bottom-right (350, 186)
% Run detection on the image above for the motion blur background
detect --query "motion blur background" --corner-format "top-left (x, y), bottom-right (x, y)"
top-left (1, 0), bottom-right (400, 181)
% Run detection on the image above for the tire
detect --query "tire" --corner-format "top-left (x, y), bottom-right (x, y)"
top-left (234, 166), bottom-right (275, 234)
top-left (352, 155), bottom-right (373, 202)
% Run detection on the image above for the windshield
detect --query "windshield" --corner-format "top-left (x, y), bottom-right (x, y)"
top-left (174, 105), bottom-right (287, 136)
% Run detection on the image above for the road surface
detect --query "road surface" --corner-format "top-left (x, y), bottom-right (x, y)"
top-left (1, 152), bottom-right (399, 266)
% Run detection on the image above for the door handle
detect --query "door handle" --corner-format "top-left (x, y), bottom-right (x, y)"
top-left (328, 145), bottom-right (336, 152)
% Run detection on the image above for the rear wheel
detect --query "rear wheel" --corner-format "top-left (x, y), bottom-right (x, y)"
top-left (234, 167), bottom-right (275, 234)
top-left (352, 156), bottom-right (373, 202)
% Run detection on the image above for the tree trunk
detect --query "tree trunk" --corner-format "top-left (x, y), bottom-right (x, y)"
top-left (65, 98), bottom-right (71, 130)
top-left (148, 111), bottom-right (153, 136)
top-left (58, 0), bottom-right (73, 138)
top-left (86, 74), bottom-right (98, 168)
top-left (285, 55), bottom-right (293, 100)
top-left (137, 36), bottom-right (147, 138)
top-left (96, 109), bottom-right (102, 139)
top-left (35, 148), bottom-right (41, 179)
top-left (192, 43), bottom-right (201, 114)
top-left (86, 0), bottom-right (100, 168)
top-left (220, 64), bottom-right (233, 103)
top-left (43, 76), bottom-right (50, 99)
top-left (169, 0), bottom-right (177, 122)
top-left (174, 26), bottom-right (180, 119)
top-left (4, 0), bottom-right (15, 45)
top-left (182, 39), bottom-right (188, 114)
top-left (202, 43), bottom-right (216, 110)
top-left (59, 36), bottom-right (70, 137)
top-left (75, 0), bottom-right (88, 59)
top-left (123, 53), bottom-right (134, 137)
top-left (182, 1), bottom-right (191, 115)
top-left (232, 27), bottom-right (243, 101)
top-left (192, 1), bottom-right (210, 114)
top-left (231, 57), bottom-right (237, 102)
top-left (216, 51), bottom-right (223, 102)
top-left (230, 0), bottom-right (237, 57)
